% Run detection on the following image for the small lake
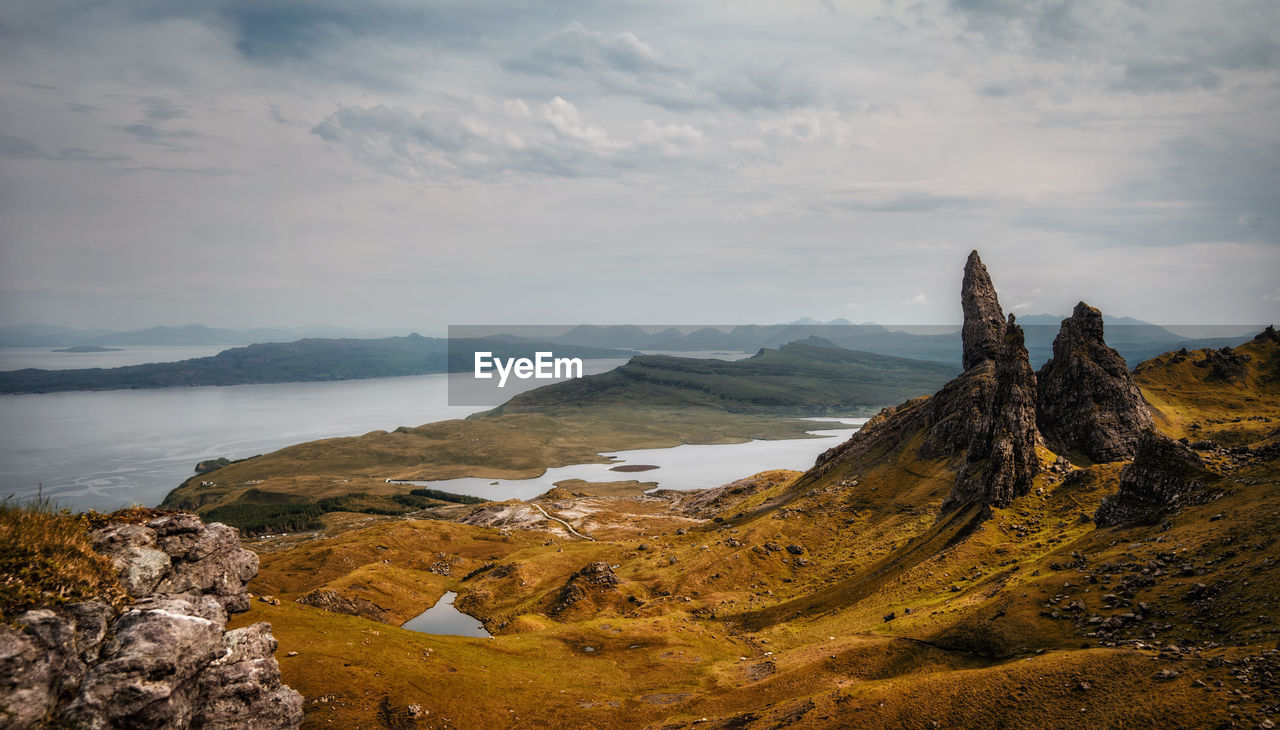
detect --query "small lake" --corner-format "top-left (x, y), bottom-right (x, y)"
top-left (401, 591), bottom-right (491, 638)
top-left (394, 417), bottom-right (868, 502)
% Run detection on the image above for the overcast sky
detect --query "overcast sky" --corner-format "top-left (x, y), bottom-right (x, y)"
top-left (1, 0), bottom-right (1277, 332)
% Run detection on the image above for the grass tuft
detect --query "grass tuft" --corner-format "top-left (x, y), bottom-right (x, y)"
top-left (0, 494), bottom-right (126, 621)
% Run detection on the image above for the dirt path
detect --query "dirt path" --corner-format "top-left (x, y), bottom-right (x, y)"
top-left (531, 503), bottom-right (595, 541)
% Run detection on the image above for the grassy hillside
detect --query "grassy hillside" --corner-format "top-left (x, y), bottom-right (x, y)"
top-left (499, 341), bottom-right (958, 414)
top-left (1135, 329), bottom-right (1280, 445)
top-left (216, 332), bottom-right (1280, 727)
top-left (161, 407), bottom-right (839, 530)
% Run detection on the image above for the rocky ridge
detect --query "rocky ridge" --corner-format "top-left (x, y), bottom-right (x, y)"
top-left (0, 513), bottom-right (302, 729)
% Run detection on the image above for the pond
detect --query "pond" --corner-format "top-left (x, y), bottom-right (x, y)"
top-left (401, 591), bottom-right (491, 638)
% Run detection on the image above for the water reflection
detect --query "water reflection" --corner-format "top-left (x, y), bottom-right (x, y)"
top-left (401, 591), bottom-right (491, 638)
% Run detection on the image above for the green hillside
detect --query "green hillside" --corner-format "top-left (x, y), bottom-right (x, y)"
top-left (496, 340), bottom-right (959, 415)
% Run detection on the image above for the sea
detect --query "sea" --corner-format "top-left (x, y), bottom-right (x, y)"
top-left (0, 347), bottom-right (863, 512)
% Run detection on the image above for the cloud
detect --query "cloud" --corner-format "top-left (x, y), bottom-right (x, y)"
top-left (0, 135), bottom-right (54, 160)
top-left (118, 124), bottom-right (201, 148)
top-left (503, 21), bottom-right (681, 77)
top-left (502, 22), bottom-right (819, 112)
top-left (0, 135), bottom-right (128, 164)
top-left (139, 97), bottom-right (187, 123)
top-left (1111, 58), bottom-right (1223, 93)
top-left (1, 0), bottom-right (1277, 330)
top-left (311, 96), bottom-right (710, 180)
top-left (906, 293), bottom-right (928, 306)
top-left (944, 0), bottom-right (1280, 97)
top-left (755, 187), bottom-right (989, 218)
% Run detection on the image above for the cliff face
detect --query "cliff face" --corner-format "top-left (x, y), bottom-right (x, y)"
top-left (1094, 431), bottom-right (1224, 527)
top-left (1037, 302), bottom-right (1154, 462)
top-left (0, 514), bottom-right (303, 729)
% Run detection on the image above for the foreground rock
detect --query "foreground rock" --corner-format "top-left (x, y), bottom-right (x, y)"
top-left (0, 513), bottom-right (303, 729)
top-left (1095, 431), bottom-right (1225, 526)
top-left (1037, 302), bottom-right (1154, 462)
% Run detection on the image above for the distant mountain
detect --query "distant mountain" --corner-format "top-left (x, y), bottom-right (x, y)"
top-left (496, 341), bottom-right (960, 415)
top-left (530, 318), bottom-right (1263, 369)
top-left (0, 335), bottom-right (635, 394)
top-left (550, 325), bottom-right (661, 350)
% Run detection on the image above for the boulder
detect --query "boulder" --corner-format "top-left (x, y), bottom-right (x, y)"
top-left (66, 596), bottom-right (226, 727)
top-left (1095, 431), bottom-right (1224, 527)
top-left (196, 623), bottom-right (304, 730)
top-left (295, 590), bottom-right (387, 622)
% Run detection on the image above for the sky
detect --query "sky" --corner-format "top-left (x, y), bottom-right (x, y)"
top-left (1, 0), bottom-right (1277, 332)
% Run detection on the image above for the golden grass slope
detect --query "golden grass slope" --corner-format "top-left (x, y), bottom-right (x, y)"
top-left (226, 334), bottom-right (1280, 728)
top-left (1136, 332), bottom-right (1280, 444)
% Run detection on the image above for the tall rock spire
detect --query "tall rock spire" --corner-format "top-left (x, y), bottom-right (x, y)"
top-left (961, 250), bottom-right (1007, 371)
top-left (944, 313), bottom-right (1040, 512)
top-left (805, 251), bottom-right (1040, 518)
top-left (1036, 301), bottom-right (1154, 462)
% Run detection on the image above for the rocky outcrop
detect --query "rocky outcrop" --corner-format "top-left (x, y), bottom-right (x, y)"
top-left (0, 514), bottom-right (302, 729)
top-left (1094, 432), bottom-right (1224, 527)
top-left (1196, 346), bottom-right (1251, 382)
top-left (549, 562), bottom-right (623, 618)
top-left (815, 252), bottom-right (1040, 515)
top-left (943, 315), bottom-right (1040, 511)
top-left (295, 589), bottom-right (387, 623)
top-left (194, 458), bottom-right (230, 475)
top-left (1036, 302), bottom-right (1154, 462)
